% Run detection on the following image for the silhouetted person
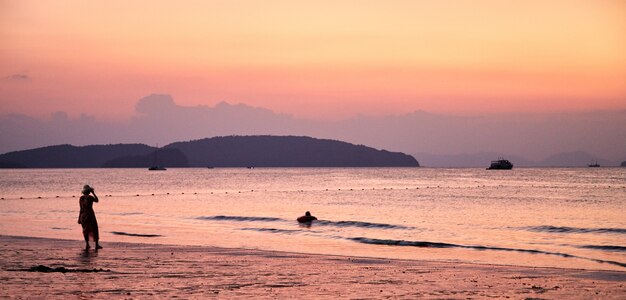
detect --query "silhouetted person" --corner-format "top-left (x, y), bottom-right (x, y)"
top-left (77, 185), bottom-right (102, 250)
top-left (297, 211), bottom-right (317, 223)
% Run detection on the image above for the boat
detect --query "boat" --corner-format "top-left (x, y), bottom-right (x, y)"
top-left (148, 145), bottom-right (167, 171)
top-left (487, 158), bottom-right (513, 170)
top-left (588, 161), bottom-right (600, 168)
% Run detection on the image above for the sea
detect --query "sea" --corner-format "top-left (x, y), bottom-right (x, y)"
top-left (1, 168), bottom-right (624, 271)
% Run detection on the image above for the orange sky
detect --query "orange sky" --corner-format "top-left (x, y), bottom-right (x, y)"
top-left (1, 0), bottom-right (625, 120)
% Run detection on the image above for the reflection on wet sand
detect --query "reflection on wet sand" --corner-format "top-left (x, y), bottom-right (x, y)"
top-left (1, 235), bottom-right (624, 298)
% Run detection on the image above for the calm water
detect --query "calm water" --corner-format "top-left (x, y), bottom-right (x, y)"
top-left (1, 168), bottom-right (625, 271)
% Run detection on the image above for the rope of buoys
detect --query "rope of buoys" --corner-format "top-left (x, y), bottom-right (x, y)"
top-left (3, 184), bottom-right (622, 201)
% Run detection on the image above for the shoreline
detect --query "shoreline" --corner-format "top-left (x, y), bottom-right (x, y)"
top-left (1, 235), bottom-right (624, 298)
top-left (2, 234), bottom-right (623, 273)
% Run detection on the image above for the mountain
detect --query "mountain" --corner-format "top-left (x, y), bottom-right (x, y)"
top-left (412, 151), bottom-right (623, 168)
top-left (621, 161), bottom-right (626, 167)
top-left (102, 148), bottom-right (189, 168)
top-left (537, 151), bottom-right (616, 167)
top-left (165, 136), bottom-right (419, 167)
top-left (0, 144), bottom-right (154, 168)
top-left (0, 136), bottom-right (419, 168)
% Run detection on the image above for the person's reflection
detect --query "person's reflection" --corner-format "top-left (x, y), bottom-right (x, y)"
top-left (80, 248), bottom-right (97, 258)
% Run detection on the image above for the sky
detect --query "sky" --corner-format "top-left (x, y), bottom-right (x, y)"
top-left (1, 95), bottom-right (625, 164)
top-left (1, 0), bottom-right (625, 121)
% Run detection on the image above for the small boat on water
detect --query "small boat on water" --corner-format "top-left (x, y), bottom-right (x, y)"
top-left (487, 158), bottom-right (513, 170)
top-left (588, 161), bottom-right (600, 167)
top-left (148, 145), bottom-right (166, 171)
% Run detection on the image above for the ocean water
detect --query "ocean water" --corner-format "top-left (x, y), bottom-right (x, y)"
top-left (0, 168), bottom-right (624, 271)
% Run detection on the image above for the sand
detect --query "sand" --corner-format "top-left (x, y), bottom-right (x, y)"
top-left (0, 235), bottom-right (624, 299)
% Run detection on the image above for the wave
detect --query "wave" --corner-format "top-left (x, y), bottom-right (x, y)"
top-left (523, 226), bottom-right (626, 234)
top-left (578, 245), bottom-right (626, 252)
top-left (349, 237), bottom-right (626, 268)
top-left (113, 212), bottom-right (143, 216)
top-left (196, 215), bottom-right (411, 230)
top-left (349, 237), bottom-right (453, 248)
top-left (240, 227), bottom-right (302, 234)
top-left (111, 231), bottom-right (162, 237)
top-left (316, 220), bottom-right (413, 230)
top-left (197, 215), bottom-right (283, 222)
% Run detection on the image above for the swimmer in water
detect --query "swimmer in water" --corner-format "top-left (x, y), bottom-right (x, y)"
top-left (297, 211), bottom-right (317, 223)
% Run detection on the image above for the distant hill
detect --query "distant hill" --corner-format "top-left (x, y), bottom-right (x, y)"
top-left (411, 151), bottom-right (622, 168)
top-left (0, 161), bottom-right (26, 168)
top-left (0, 144), bottom-right (154, 168)
top-left (102, 148), bottom-right (189, 168)
top-left (621, 161), bottom-right (626, 167)
top-left (165, 136), bottom-right (419, 167)
top-left (0, 136), bottom-right (419, 168)
top-left (537, 151), bottom-right (615, 167)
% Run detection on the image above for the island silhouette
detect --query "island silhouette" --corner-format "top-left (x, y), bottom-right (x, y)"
top-left (0, 135), bottom-right (419, 168)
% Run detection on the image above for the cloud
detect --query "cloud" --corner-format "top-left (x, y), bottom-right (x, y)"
top-left (135, 94), bottom-right (176, 115)
top-left (0, 94), bottom-right (625, 166)
top-left (4, 74), bottom-right (30, 81)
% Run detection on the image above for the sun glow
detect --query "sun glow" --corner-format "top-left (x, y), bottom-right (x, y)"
top-left (1, 0), bottom-right (625, 119)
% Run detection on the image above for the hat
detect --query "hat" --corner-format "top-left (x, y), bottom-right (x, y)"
top-left (82, 185), bottom-right (93, 195)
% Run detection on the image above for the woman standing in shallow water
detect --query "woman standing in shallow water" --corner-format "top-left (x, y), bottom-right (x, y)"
top-left (77, 185), bottom-right (102, 250)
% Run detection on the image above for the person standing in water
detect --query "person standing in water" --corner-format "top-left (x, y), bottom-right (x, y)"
top-left (77, 185), bottom-right (102, 250)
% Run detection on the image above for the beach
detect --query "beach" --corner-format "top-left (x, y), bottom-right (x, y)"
top-left (1, 235), bottom-right (624, 299)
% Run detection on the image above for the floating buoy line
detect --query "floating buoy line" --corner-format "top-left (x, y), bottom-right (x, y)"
top-left (1, 184), bottom-right (624, 201)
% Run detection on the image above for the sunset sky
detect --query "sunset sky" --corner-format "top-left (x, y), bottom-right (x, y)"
top-left (1, 0), bottom-right (625, 120)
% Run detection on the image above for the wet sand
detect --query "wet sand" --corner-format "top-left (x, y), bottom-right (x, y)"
top-left (1, 235), bottom-right (624, 299)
